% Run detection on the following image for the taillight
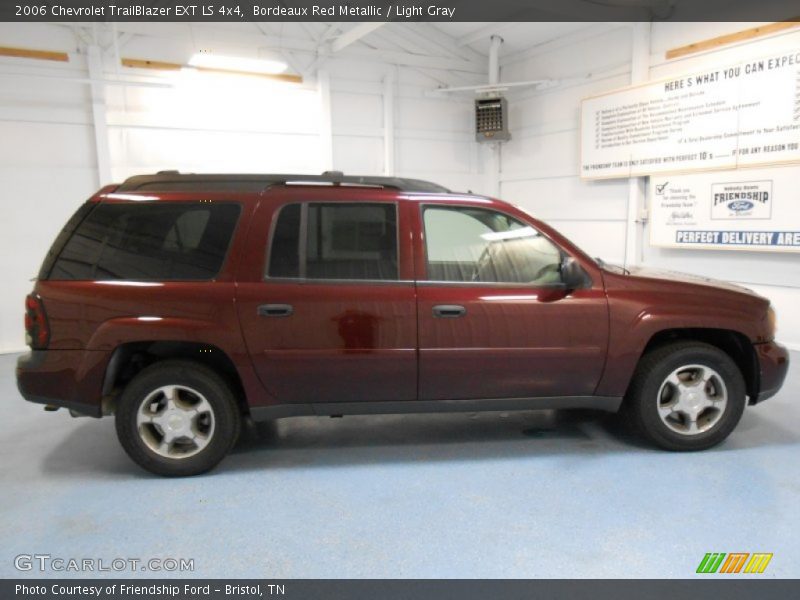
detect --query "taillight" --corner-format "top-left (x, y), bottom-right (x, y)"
top-left (24, 294), bottom-right (50, 349)
top-left (767, 305), bottom-right (778, 339)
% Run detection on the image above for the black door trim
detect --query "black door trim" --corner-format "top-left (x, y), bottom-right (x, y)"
top-left (249, 395), bottom-right (622, 421)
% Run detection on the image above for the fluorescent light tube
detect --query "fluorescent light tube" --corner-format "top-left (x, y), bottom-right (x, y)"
top-left (188, 52), bottom-right (287, 75)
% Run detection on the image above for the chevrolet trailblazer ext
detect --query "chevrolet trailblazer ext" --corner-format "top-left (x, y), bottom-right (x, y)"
top-left (17, 172), bottom-right (789, 476)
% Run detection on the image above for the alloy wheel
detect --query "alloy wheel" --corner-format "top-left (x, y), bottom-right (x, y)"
top-left (136, 385), bottom-right (216, 459)
top-left (656, 364), bottom-right (728, 435)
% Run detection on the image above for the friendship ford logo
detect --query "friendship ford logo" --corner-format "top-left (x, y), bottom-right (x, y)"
top-left (710, 180), bottom-right (772, 220)
top-left (727, 200), bottom-right (754, 212)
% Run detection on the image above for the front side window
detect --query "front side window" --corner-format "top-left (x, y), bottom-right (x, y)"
top-left (49, 202), bottom-right (241, 281)
top-left (423, 206), bottom-right (563, 285)
top-left (267, 202), bottom-right (398, 281)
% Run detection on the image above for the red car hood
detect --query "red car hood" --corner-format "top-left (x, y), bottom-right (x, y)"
top-left (607, 264), bottom-right (760, 297)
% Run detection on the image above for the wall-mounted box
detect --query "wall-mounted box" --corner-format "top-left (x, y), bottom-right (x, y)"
top-left (475, 97), bottom-right (510, 142)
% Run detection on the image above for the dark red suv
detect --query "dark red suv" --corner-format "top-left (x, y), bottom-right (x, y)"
top-left (16, 171), bottom-right (789, 476)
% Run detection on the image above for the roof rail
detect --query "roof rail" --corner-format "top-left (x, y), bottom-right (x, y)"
top-left (117, 171), bottom-right (449, 193)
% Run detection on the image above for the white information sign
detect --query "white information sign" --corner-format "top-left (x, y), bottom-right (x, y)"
top-left (649, 166), bottom-right (800, 253)
top-left (581, 49), bottom-right (800, 179)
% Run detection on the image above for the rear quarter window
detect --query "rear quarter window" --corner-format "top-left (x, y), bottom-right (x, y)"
top-left (48, 202), bottom-right (241, 281)
top-left (38, 202), bottom-right (94, 280)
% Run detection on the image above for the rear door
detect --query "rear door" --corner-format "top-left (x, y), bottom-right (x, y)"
top-left (236, 189), bottom-right (417, 406)
top-left (414, 202), bottom-right (609, 401)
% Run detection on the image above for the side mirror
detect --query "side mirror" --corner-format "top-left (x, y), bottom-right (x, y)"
top-left (561, 256), bottom-right (590, 291)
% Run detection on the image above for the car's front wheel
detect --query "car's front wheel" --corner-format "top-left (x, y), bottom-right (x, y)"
top-left (626, 341), bottom-right (746, 451)
top-left (115, 360), bottom-right (241, 476)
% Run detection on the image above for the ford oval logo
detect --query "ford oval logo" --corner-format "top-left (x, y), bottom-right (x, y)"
top-left (728, 200), bottom-right (753, 212)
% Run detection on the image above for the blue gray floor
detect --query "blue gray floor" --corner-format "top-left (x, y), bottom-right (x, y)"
top-left (0, 352), bottom-right (798, 579)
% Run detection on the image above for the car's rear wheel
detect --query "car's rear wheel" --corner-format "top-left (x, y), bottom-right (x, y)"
top-left (115, 360), bottom-right (241, 476)
top-left (626, 341), bottom-right (746, 451)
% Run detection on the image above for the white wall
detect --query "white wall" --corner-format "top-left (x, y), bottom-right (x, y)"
top-left (0, 24), bottom-right (97, 352)
top-left (502, 23), bottom-right (800, 350)
top-left (324, 58), bottom-right (484, 193)
top-left (501, 26), bottom-right (632, 265)
top-left (0, 23), bottom-right (484, 352)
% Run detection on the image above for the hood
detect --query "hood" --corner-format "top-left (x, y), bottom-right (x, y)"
top-left (605, 264), bottom-right (760, 297)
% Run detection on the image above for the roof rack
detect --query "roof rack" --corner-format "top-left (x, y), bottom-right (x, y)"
top-left (116, 171), bottom-right (450, 194)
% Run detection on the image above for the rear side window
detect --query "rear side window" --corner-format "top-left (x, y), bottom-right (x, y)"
top-left (48, 202), bottom-right (240, 281)
top-left (267, 202), bottom-right (398, 281)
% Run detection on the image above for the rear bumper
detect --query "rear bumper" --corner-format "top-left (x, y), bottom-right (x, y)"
top-left (16, 350), bottom-right (105, 417)
top-left (753, 341), bottom-right (790, 404)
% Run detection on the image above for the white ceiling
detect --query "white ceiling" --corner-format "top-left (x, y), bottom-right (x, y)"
top-left (247, 21), bottom-right (606, 80)
top-left (431, 22), bottom-right (594, 55)
top-left (55, 20), bottom-right (614, 87)
top-left (150, 20), bottom-right (599, 60)
top-left (245, 21), bottom-right (597, 59)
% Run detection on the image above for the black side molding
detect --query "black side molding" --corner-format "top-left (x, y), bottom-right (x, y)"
top-left (249, 395), bottom-right (623, 422)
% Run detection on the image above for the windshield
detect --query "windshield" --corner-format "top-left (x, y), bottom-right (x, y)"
top-left (513, 204), bottom-right (610, 270)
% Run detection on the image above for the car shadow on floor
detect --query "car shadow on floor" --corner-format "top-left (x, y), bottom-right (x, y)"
top-left (39, 415), bottom-right (137, 477)
top-left (223, 404), bottom-right (799, 471)
top-left (39, 405), bottom-right (800, 477)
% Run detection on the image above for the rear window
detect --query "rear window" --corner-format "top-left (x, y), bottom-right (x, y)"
top-left (48, 202), bottom-right (240, 281)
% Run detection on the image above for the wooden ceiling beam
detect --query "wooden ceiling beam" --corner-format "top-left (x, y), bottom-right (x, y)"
top-left (0, 46), bottom-right (69, 62)
top-left (666, 21), bottom-right (800, 60)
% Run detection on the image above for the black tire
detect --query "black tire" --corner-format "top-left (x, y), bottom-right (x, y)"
top-left (625, 341), bottom-right (746, 451)
top-left (115, 360), bottom-right (241, 476)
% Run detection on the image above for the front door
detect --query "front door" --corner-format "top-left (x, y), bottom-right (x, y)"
top-left (236, 193), bottom-right (417, 405)
top-left (415, 203), bottom-right (608, 401)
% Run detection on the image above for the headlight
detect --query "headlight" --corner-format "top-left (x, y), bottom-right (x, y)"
top-left (767, 305), bottom-right (777, 338)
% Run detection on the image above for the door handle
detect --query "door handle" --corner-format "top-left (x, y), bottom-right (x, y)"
top-left (257, 304), bottom-right (294, 317)
top-left (432, 304), bottom-right (466, 318)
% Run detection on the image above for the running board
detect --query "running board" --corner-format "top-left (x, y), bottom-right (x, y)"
top-left (249, 396), bottom-right (623, 421)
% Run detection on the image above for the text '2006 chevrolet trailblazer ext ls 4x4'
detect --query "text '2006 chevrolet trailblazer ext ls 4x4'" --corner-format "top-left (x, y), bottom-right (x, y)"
top-left (17, 171), bottom-right (789, 476)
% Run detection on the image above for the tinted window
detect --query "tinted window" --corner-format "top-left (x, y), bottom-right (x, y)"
top-left (267, 203), bottom-right (301, 278)
top-left (39, 202), bottom-right (94, 280)
top-left (49, 202), bottom-right (240, 281)
top-left (267, 203), bottom-right (398, 281)
top-left (423, 206), bottom-right (563, 285)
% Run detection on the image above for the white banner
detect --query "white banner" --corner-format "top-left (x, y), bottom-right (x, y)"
top-left (581, 49), bottom-right (800, 179)
top-left (649, 166), bottom-right (800, 253)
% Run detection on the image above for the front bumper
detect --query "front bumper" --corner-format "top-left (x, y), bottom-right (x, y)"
top-left (753, 341), bottom-right (790, 403)
top-left (16, 350), bottom-right (105, 417)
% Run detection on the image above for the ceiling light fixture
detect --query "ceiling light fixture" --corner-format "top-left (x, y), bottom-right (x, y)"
top-left (188, 52), bottom-right (288, 76)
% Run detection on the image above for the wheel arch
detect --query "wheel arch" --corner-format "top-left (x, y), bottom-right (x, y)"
top-left (102, 341), bottom-right (250, 416)
top-left (637, 328), bottom-right (759, 403)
